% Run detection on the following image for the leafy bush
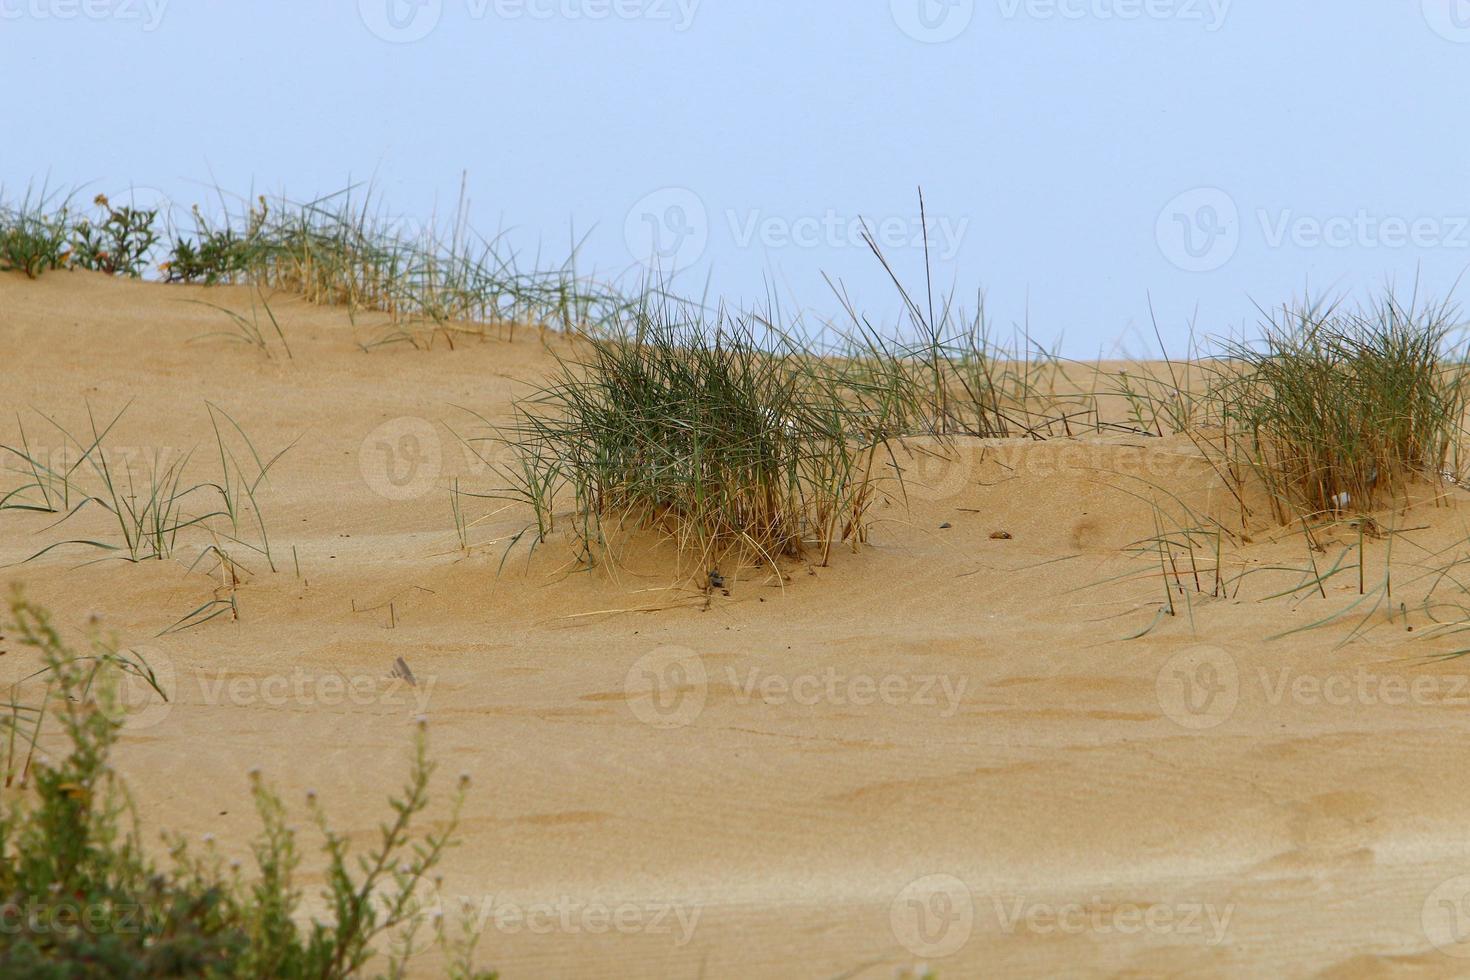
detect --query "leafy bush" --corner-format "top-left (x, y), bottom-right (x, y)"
top-left (0, 589), bottom-right (495, 979)
top-left (1, 193), bottom-right (161, 279)
top-left (70, 195), bottom-right (160, 278)
top-left (164, 204), bottom-right (262, 285)
top-left (165, 232), bottom-right (248, 285)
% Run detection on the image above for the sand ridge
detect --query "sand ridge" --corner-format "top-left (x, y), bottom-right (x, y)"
top-left (4, 271), bottom-right (1470, 977)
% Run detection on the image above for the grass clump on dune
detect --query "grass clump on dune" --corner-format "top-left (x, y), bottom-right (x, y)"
top-left (163, 202), bottom-right (262, 286)
top-left (0, 590), bottom-right (494, 979)
top-left (4, 179), bottom-right (626, 346)
top-left (1209, 291), bottom-right (1469, 523)
top-left (2, 403), bottom-right (291, 571)
top-left (495, 295), bottom-right (916, 574)
top-left (825, 292), bottom-right (1089, 441)
top-left (165, 186), bottom-right (628, 347)
top-left (0, 191), bottom-right (160, 280)
top-left (0, 191), bottom-right (73, 279)
top-left (836, 217), bottom-right (1097, 440)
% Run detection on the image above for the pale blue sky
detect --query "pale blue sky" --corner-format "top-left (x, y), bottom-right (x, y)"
top-left (3, 1), bottom-right (1469, 355)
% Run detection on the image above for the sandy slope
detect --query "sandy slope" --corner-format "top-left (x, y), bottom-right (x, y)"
top-left (5, 272), bottom-right (1470, 978)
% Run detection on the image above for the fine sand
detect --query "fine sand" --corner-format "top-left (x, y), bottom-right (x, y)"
top-left (6, 271), bottom-right (1470, 978)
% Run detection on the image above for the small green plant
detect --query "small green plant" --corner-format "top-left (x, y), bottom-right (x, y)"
top-left (0, 413), bottom-right (92, 515)
top-left (69, 195), bottom-right (160, 278)
top-left (0, 195), bottom-right (71, 279)
top-left (203, 402), bottom-right (297, 572)
top-left (166, 234), bottom-right (237, 283)
top-left (190, 289), bottom-right (294, 360)
top-left (0, 590), bottom-right (495, 978)
top-left (165, 203), bottom-right (263, 284)
top-left (7, 403), bottom-right (290, 570)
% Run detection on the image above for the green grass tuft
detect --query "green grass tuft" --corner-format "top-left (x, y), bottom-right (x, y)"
top-left (492, 294), bottom-right (914, 574)
top-left (1211, 290), bottom-right (1469, 523)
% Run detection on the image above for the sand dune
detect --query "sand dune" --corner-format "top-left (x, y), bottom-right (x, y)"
top-left (6, 272), bottom-right (1470, 977)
